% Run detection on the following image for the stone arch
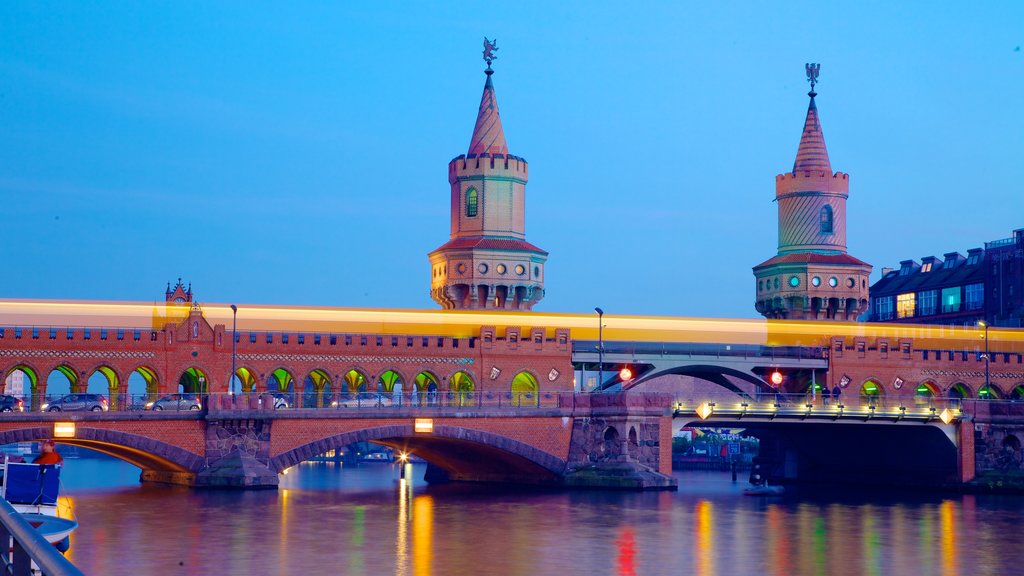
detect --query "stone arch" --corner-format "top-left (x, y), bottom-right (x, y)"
top-left (1003, 434), bottom-right (1021, 452)
top-left (511, 371), bottom-right (540, 407)
top-left (267, 368), bottom-right (295, 393)
top-left (601, 426), bottom-right (620, 458)
top-left (630, 364), bottom-right (771, 397)
top-left (342, 369), bottom-right (368, 395)
top-left (85, 365), bottom-right (120, 403)
top-left (979, 384), bottom-right (1003, 400)
top-left (449, 371), bottom-right (475, 407)
top-left (303, 369), bottom-right (332, 408)
top-left (46, 365), bottom-right (79, 396)
top-left (4, 363), bottom-right (40, 392)
top-left (860, 378), bottom-right (883, 400)
top-left (179, 367), bottom-right (210, 394)
top-left (948, 382), bottom-right (972, 399)
top-left (628, 426), bottom-right (638, 448)
top-left (1011, 384), bottom-right (1024, 401)
top-left (415, 371), bottom-right (441, 405)
top-left (234, 367), bottom-right (258, 394)
top-left (124, 366), bottom-right (160, 410)
top-left (269, 424), bottom-right (566, 481)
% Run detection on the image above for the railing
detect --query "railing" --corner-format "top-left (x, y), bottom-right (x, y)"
top-left (204, 391), bottom-right (568, 411)
top-left (573, 340), bottom-right (828, 361)
top-left (0, 498), bottom-right (83, 576)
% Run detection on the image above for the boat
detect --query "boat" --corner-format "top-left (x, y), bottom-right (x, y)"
top-left (359, 451), bottom-right (393, 463)
top-left (1, 459), bottom-right (78, 552)
top-left (743, 482), bottom-right (785, 496)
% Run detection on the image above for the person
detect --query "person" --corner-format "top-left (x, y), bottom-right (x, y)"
top-left (832, 385), bottom-right (842, 405)
top-left (33, 439), bottom-right (64, 465)
top-left (822, 385), bottom-right (831, 406)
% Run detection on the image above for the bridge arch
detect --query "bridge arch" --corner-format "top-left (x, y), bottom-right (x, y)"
top-left (859, 378), bottom-right (883, 399)
top-left (1012, 385), bottom-right (1024, 401)
top-left (46, 366), bottom-right (78, 395)
top-left (979, 384), bottom-right (1003, 400)
top-left (3, 364), bottom-right (39, 394)
top-left (628, 364), bottom-right (771, 396)
top-left (179, 366), bottom-right (211, 394)
top-left (85, 365), bottom-right (120, 397)
top-left (0, 426), bottom-right (203, 478)
top-left (511, 370), bottom-right (540, 406)
top-left (342, 368), bottom-right (368, 394)
top-left (127, 365), bottom-right (160, 395)
top-left (948, 382), bottom-right (972, 399)
top-left (235, 367), bottom-right (258, 393)
top-left (269, 424), bottom-right (565, 483)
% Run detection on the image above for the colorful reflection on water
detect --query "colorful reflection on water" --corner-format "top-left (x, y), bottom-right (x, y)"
top-left (53, 456), bottom-right (1024, 575)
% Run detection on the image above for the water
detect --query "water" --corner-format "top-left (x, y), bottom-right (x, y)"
top-left (53, 455), bottom-right (1024, 575)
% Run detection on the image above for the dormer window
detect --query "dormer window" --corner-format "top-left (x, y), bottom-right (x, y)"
top-left (819, 205), bottom-right (833, 234)
top-left (466, 188), bottom-right (478, 218)
top-left (921, 262), bottom-right (932, 272)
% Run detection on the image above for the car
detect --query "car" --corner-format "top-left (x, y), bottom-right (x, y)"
top-left (331, 394), bottom-right (394, 408)
top-left (0, 395), bottom-right (25, 412)
top-left (145, 394), bottom-right (202, 411)
top-left (41, 393), bottom-right (108, 412)
top-left (260, 393), bottom-right (290, 410)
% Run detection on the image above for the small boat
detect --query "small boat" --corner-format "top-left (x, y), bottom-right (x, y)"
top-left (19, 513), bottom-right (78, 545)
top-left (359, 451), bottom-right (393, 463)
top-left (743, 482), bottom-right (785, 496)
top-left (2, 459), bottom-right (77, 552)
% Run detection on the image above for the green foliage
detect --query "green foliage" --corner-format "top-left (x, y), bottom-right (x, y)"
top-left (672, 436), bottom-right (692, 453)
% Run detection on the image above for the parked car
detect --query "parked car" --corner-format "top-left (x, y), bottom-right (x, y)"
top-left (41, 394), bottom-right (108, 412)
top-left (145, 394), bottom-right (202, 411)
top-left (0, 395), bottom-right (25, 412)
top-left (261, 393), bottom-right (290, 410)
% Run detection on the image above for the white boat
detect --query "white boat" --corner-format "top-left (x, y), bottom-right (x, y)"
top-left (2, 460), bottom-right (77, 552)
top-left (743, 482), bottom-right (785, 496)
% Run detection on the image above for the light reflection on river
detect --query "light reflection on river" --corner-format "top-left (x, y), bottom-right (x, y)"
top-left (55, 455), bottom-right (1024, 575)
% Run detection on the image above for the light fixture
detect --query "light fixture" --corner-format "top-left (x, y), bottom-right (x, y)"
top-left (939, 408), bottom-right (954, 425)
top-left (53, 422), bottom-right (76, 438)
top-left (898, 405), bottom-right (907, 421)
top-left (770, 371), bottom-right (783, 386)
top-left (414, 418), bottom-right (434, 433)
top-left (696, 402), bottom-right (714, 420)
top-left (619, 367), bottom-right (633, 382)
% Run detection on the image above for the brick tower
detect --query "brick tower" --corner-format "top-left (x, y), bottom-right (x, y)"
top-left (429, 40), bottom-right (548, 310)
top-left (753, 65), bottom-right (871, 320)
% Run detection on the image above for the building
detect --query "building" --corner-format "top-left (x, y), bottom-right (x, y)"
top-left (867, 228), bottom-right (1024, 327)
top-left (428, 47), bottom-right (548, 310)
top-left (753, 68), bottom-right (872, 320)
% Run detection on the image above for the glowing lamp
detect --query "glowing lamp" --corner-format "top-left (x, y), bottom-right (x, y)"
top-left (939, 408), bottom-right (954, 425)
top-left (53, 422), bottom-right (76, 439)
top-left (619, 367), bottom-right (633, 381)
top-left (696, 402), bottom-right (714, 420)
top-left (770, 371), bottom-right (783, 386)
top-left (414, 418), bottom-right (434, 433)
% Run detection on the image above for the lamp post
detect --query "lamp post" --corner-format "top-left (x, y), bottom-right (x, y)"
top-left (979, 320), bottom-right (990, 394)
top-left (595, 307), bottom-right (604, 392)
top-left (230, 304), bottom-right (238, 397)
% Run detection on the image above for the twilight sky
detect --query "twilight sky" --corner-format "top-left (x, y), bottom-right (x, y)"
top-left (2, 2), bottom-right (1022, 319)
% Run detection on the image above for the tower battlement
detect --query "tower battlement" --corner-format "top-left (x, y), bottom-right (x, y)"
top-left (775, 170), bottom-right (849, 197)
top-left (449, 153), bottom-right (529, 181)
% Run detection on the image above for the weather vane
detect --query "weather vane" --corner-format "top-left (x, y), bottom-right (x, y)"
top-left (483, 37), bottom-right (498, 72)
top-left (805, 62), bottom-right (820, 95)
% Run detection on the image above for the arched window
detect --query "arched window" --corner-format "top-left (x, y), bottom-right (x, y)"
top-left (466, 188), bottom-right (478, 218)
top-left (820, 205), bottom-right (833, 234)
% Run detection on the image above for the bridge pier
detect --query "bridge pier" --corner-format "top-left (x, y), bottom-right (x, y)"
top-left (563, 393), bottom-right (677, 490)
top-left (194, 419), bottom-right (278, 488)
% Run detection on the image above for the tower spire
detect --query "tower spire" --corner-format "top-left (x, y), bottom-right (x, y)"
top-left (793, 63), bottom-right (831, 173)
top-left (468, 37), bottom-right (508, 156)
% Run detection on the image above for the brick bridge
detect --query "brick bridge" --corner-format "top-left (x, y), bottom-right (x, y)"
top-left (0, 394), bottom-right (675, 489)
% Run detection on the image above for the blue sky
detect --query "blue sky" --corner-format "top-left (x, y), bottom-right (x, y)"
top-left (2, 2), bottom-right (1021, 318)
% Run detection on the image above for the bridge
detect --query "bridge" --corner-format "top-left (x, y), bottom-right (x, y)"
top-left (2, 298), bottom-right (1024, 489)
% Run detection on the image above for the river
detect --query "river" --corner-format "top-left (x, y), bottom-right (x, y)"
top-left (52, 453), bottom-right (1024, 575)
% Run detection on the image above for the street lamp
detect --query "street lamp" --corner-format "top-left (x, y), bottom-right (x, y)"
top-left (230, 304), bottom-right (238, 397)
top-left (595, 307), bottom-right (604, 392)
top-left (979, 320), bottom-right (990, 395)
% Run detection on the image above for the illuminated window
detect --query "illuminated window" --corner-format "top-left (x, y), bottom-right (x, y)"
top-left (789, 276), bottom-right (799, 287)
top-left (921, 262), bottom-right (932, 272)
top-left (819, 205), bottom-right (833, 234)
top-left (966, 283), bottom-right (984, 310)
top-left (941, 287), bottom-right (961, 313)
top-left (812, 276), bottom-right (821, 287)
top-left (918, 289), bottom-right (937, 315)
top-left (828, 277), bottom-right (838, 287)
top-left (466, 188), bottom-right (478, 217)
top-left (897, 293), bottom-right (916, 318)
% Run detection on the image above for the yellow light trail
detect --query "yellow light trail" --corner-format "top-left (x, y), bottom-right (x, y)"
top-left (1, 299), bottom-right (1021, 350)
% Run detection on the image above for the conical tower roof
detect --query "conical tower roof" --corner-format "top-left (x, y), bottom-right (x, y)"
top-left (792, 91), bottom-right (832, 173)
top-left (467, 70), bottom-right (508, 156)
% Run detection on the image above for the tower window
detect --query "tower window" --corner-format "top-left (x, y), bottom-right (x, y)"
top-left (820, 205), bottom-right (833, 234)
top-left (466, 188), bottom-right (478, 218)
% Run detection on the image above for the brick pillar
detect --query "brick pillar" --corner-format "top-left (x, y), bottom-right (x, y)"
top-left (958, 421), bottom-right (976, 483)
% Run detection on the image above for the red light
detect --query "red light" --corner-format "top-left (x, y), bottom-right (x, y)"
top-left (619, 367), bottom-right (633, 381)
top-left (770, 371), bottom-right (783, 386)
